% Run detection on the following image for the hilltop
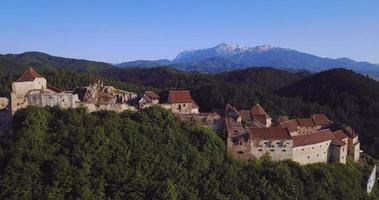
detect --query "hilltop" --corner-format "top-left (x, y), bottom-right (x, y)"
top-left (117, 43), bottom-right (379, 78)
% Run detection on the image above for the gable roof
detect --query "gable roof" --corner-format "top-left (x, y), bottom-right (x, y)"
top-left (47, 85), bottom-right (63, 93)
top-left (279, 119), bottom-right (299, 132)
top-left (312, 114), bottom-right (331, 126)
top-left (248, 127), bottom-right (291, 140)
top-left (251, 104), bottom-right (271, 119)
top-left (296, 118), bottom-right (316, 127)
top-left (168, 90), bottom-right (194, 104)
top-left (333, 130), bottom-right (348, 140)
top-left (144, 91), bottom-right (159, 101)
top-left (225, 104), bottom-right (240, 120)
top-left (293, 129), bottom-right (345, 147)
top-left (252, 114), bottom-right (268, 125)
top-left (16, 67), bottom-right (44, 82)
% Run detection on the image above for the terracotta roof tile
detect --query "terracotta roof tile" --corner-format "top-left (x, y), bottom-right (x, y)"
top-left (16, 67), bottom-right (44, 82)
top-left (279, 119), bottom-right (299, 132)
top-left (168, 90), bottom-right (194, 103)
top-left (293, 129), bottom-right (345, 147)
top-left (251, 104), bottom-right (270, 118)
top-left (296, 118), bottom-right (316, 127)
top-left (252, 114), bottom-right (267, 125)
top-left (312, 114), bottom-right (331, 126)
top-left (248, 127), bottom-right (291, 140)
top-left (333, 130), bottom-right (348, 140)
top-left (47, 85), bottom-right (63, 93)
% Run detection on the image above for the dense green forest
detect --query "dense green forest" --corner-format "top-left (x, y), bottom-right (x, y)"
top-left (0, 58), bottom-right (379, 159)
top-left (1, 53), bottom-right (379, 199)
top-left (0, 106), bottom-right (377, 199)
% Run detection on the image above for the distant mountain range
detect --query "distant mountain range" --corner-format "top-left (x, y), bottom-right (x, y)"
top-left (116, 43), bottom-right (379, 79)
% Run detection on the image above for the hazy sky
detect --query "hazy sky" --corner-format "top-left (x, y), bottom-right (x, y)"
top-left (0, 0), bottom-right (378, 63)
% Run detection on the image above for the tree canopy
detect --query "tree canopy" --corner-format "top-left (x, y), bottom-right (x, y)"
top-left (0, 106), bottom-right (377, 199)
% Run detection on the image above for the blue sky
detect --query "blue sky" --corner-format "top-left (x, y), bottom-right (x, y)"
top-left (0, 0), bottom-right (378, 63)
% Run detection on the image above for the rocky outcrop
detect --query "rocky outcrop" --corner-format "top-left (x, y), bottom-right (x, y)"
top-left (0, 97), bottom-right (9, 110)
top-left (76, 81), bottom-right (137, 105)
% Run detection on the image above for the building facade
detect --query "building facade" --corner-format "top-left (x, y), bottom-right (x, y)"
top-left (225, 104), bottom-right (360, 165)
top-left (167, 90), bottom-right (199, 114)
top-left (10, 68), bottom-right (79, 115)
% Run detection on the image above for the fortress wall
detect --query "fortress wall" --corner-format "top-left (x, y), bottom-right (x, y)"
top-left (292, 140), bottom-right (330, 165)
top-left (251, 139), bottom-right (293, 161)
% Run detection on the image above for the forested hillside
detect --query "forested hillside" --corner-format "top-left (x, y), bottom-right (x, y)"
top-left (1, 52), bottom-right (379, 199)
top-left (278, 69), bottom-right (379, 161)
top-left (0, 106), bottom-right (377, 199)
top-left (1, 55), bottom-right (379, 159)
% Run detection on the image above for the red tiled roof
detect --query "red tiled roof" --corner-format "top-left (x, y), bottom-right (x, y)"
top-left (252, 114), bottom-right (267, 125)
top-left (296, 118), bottom-right (316, 127)
top-left (312, 114), bottom-right (331, 126)
top-left (293, 129), bottom-right (345, 147)
top-left (168, 90), bottom-right (194, 103)
top-left (145, 91), bottom-right (159, 100)
top-left (251, 104), bottom-right (268, 115)
top-left (333, 130), bottom-right (348, 140)
top-left (47, 85), bottom-right (63, 93)
top-left (248, 127), bottom-right (291, 140)
top-left (279, 119), bottom-right (299, 132)
top-left (16, 67), bottom-right (44, 82)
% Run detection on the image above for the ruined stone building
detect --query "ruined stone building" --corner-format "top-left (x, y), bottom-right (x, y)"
top-left (76, 80), bottom-right (137, 112)
top-left (138, 91), bottom-right (160, 109)
top-left (10, 67), bottom-right (79, 115)
top-left (5, 68), bottom-right (139, 118)
top-left (167, 90), bottom-right (199, 114)
top-left (225, 104), bottom-right (360, 165)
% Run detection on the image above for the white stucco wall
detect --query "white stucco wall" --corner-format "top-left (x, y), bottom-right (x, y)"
top-left (292, 140), bottom-right (330, 165)
top-left (26, 92), bottom-right (79, 109)
top-left (251, 139), bottom-right (293, 161)
top-left (12, 78), bottom-right (47, 96)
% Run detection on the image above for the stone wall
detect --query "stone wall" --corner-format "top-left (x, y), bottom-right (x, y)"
top-left (27, 92), bottom-right (79, 109)
top-left (80, 102), bottom-right (137, 113)
top-left (171, 103), bottom-right (197, 114)
top-left (12, 78), bottom-right (47, 96)
top-left (0, 98), bottom-right (9, 109)
top-left (251, 139), bottom-right (293, 160)
top-left (292, 141), bottom-right (330, 164)
top-left (348, 136), bottom-right (360, 162)
top-left (297, 126), bottom-right (320, 135)
top-left (330, 144), bottom-right (347, 164)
